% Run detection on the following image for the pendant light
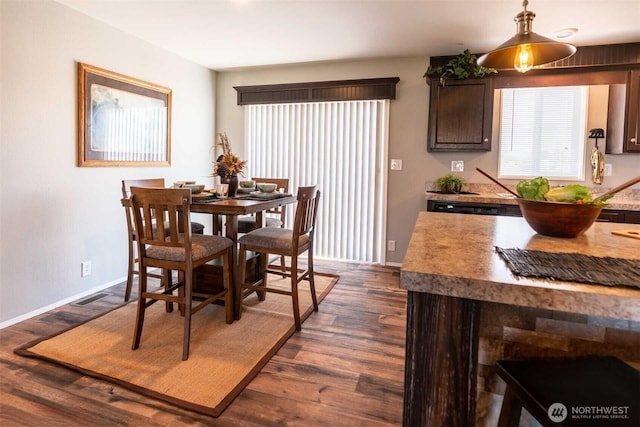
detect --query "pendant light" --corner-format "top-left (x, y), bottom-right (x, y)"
top-left (477, 0), bottom-right (576, 73)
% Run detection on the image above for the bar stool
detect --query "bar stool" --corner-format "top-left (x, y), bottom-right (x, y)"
top-left (496, 356), bottom-right (640, 427)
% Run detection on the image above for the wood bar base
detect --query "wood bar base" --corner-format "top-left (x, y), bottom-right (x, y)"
top-left (403, 291), bottom-right (480, 427)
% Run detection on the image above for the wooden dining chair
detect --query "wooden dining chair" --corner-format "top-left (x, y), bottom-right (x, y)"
top-left (238, 177), bottom-right (289, 272)
top-left (129, 186), bottom-right (233, 360)
top-left (121, 179), bottom-right (205, 301)
top-left (237, 185), bottom-right (321, 331)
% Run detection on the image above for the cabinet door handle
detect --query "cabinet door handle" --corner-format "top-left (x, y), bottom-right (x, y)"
top-left (631, 137), bottom-right (638, 144)
top-left (483, 138), bottom-right (489, 142)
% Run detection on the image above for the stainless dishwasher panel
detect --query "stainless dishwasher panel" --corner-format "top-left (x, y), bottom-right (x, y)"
top-left (427, 200), bottom-right (501, 215)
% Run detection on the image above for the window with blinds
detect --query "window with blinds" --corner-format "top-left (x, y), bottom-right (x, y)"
top-left (498, 86), bottom-right (588, 180)
top-left (245, 100), bottom-right (389, 263)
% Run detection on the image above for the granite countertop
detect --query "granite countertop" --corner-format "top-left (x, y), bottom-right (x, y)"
top-left (424, 183), bottom-right (640, 211)
top-left (400, 212), bottom-right (640, 321)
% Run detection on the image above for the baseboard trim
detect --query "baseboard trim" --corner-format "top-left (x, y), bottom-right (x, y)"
top-left (0, 276), bottom-right (125, 330)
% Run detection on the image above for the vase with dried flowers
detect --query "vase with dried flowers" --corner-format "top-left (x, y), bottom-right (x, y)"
top-left (213, 132), bottom-right (246, 197)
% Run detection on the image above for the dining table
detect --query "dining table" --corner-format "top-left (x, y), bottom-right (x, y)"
top-left (190, 193), bottom-right (297, 317)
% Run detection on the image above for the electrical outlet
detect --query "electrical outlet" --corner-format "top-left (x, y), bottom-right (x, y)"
top-left (390, 159), bottom-right (403, 170)
top-left (81, 261), bottom-right (92, 277)
top-left (604, 163), bottom-right (612, 176)
top-left (451, 161), bottom-right (464, 172)
top-left (387, 240), bottom-right (396, 252)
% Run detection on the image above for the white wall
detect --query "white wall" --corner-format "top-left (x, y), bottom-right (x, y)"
top-left (0, 0), bottom-right (217, 325)
top-left (217, 59), bottom-right (640, 265)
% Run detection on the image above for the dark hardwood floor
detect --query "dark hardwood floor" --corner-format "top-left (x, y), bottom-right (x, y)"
top-left (0, 261), bottom-right (406, 426)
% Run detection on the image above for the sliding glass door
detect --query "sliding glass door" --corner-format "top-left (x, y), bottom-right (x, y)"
top-left (245, 100), bottom-right (389, 263)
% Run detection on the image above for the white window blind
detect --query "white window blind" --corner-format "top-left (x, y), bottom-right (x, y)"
top-left (245, 100), bottom-right (389, 263)
top-left (499, 86), bottom-right (588, 180)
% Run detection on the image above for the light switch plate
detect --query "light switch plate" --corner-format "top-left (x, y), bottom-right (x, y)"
top-left (387, 240), bottom-right (396, 251)
top-left (604, 163), bottom-right (612, 176)
top-left (390, 159), bottom-right (403, 170)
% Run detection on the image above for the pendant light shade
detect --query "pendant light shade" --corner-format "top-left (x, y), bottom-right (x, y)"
top-left (477, 0), bottom-right (576, 72)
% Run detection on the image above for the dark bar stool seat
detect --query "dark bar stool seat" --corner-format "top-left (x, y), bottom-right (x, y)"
top-left (496, 356), bottom-right (640, 427)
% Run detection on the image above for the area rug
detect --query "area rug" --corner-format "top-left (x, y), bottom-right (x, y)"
top-left (15, 273), bottom-right (338, 417)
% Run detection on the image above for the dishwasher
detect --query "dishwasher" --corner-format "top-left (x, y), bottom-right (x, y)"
top-left (427, 200), bottom-right (502, 216)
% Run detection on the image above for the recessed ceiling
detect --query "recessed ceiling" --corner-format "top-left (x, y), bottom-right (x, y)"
top-left (55, 0), bottom-right (640, 71)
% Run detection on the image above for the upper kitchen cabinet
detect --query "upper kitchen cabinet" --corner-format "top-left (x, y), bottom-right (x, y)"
top-left (427, 78), bottom-right (493, 152)
top-left (607, 70), bottom-right (640, 154)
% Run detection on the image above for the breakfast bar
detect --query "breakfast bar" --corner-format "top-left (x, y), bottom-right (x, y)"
top-left (400, 212), bottom-right (640, 426)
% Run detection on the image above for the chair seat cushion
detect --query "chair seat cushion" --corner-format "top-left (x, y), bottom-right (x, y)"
top-left (147, 235), bottom-right (232, 262)
top-left (237, 216), bottom-right (282, 234)
top-left (238, 227), bottom-right (309, 252)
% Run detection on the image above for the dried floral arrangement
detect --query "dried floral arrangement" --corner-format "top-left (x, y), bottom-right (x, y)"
top-left (213, 132), bottom-right (246, 178)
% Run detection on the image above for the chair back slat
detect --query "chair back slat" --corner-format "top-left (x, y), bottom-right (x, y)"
top-left (293, 186), bottom-right (321, 237)
top-left (131, 187), bottom-right (191, 250)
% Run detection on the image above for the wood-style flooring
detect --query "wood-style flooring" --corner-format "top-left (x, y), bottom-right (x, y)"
top-left (0, 261), bottom-right (406, 426)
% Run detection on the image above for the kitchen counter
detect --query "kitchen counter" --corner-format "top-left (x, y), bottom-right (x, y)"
top-left (400, 212), bottom-right (640, 426)
top-left (402, 212), bottom-right (640, 320)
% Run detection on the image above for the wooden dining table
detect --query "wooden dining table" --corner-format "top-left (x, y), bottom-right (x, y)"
top-left (190, 193), bottom-right (297, 316)
top-left (191, 194), bottom-right (296, 243)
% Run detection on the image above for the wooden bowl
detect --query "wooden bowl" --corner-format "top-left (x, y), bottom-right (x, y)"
top-left (516, 198), bottom-right (602, 238)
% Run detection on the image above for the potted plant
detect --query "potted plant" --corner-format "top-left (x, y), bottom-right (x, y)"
top-left (424, 49), bottom-right (497, 86)
top-left (436, 174), bottom-right (465, 194)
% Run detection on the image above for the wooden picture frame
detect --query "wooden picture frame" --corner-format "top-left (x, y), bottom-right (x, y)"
top-left (77, 63), bottom-right (171, 167)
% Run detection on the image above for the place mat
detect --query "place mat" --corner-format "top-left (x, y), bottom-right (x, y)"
top-left (495, 247), bottom-right (640, 289)
top-left (236, 192), bottom-right (292, 200)
top-left (192, 192), bottom-right (219, 201)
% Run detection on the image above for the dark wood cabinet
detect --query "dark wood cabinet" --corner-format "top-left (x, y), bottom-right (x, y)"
top-left (607, 70), bottom-right (640, 154)
top-left (623, 210), bottom-right (640, 224)
top-left (625, 70), bottom-right (640, 153)
top-left (427, 78), bottom-right (493, 152)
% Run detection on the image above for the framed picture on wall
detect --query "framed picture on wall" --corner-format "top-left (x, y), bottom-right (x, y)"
top-left (77, 62), bottom-right (172, 167)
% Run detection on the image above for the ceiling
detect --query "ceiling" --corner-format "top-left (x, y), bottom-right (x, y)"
top-left (56, 0), bottom-right (640, 71)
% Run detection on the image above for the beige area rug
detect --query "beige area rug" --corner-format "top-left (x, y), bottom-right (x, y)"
top-left (15, 273), bottom-right (338, 417)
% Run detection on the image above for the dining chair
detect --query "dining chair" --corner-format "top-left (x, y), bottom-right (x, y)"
top-left (238, 177), bottom-right (289, 272)
top-left (121, 178), bottom-right (205, 301)
top-left (129, 186), bottom-right (233, 360)
top-left (236, 185), bottom-right (321, 331)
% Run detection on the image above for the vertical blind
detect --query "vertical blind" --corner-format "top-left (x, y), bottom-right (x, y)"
top-left (499, 86), bottom-right (588, 180)
top-left (245, 100), bottom-right (389, 263)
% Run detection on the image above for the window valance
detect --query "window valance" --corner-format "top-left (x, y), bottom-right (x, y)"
top-left (234, 77), bottom-right (400, 105)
